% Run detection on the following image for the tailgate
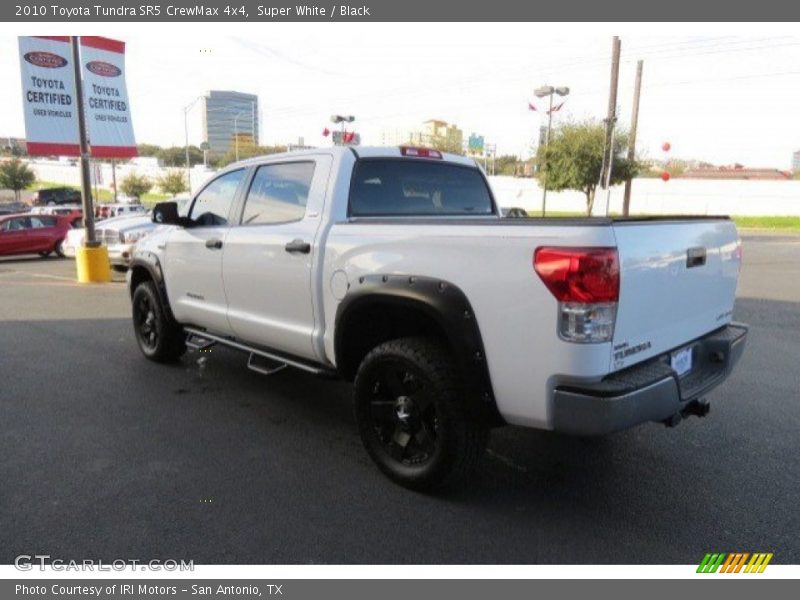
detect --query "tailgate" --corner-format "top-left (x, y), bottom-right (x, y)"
top-left (610, 218), bottom-right (741, 372)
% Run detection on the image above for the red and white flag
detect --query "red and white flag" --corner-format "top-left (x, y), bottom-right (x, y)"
top-left (528, 102), bottom-right (537, 112)
top-left (322, 127), bottom-right (331, 137)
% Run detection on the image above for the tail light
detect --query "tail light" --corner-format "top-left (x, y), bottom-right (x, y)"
top-left (534, 247), bottom-right (620, 343)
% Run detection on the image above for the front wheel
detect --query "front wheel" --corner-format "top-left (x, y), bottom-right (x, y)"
top-left (54, 240), bottom-right (65, 258)
top-left (353, 337), bottom-right (488, 491)
top-left (132, 281), bottom-right (186, 362)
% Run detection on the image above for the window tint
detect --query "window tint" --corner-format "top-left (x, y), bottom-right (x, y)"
top-left (2, 217), bottom-right (29, 231)
top-left (242, 162), bottom-right (315, 225)
top-left (190, 169), bottom-right (245, 226)
top-left (349, 159), bottom-right (493, 217)
top-left (30, 216), bottom-right (56, 228)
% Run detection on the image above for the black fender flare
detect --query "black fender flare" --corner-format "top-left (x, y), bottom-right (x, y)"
top-left (127, 252), bottom-right (177, 323)
top-left (335, 274), bottom-right (504, 425)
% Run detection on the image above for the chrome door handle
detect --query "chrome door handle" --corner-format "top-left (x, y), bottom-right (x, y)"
top-left (205, 238), bottom-right (223, 250)
top-left (284, 239), bottom-right (311, 254)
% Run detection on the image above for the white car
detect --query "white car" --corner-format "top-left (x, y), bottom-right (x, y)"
top-left (30, 204), bottom-right (82, 216)
top-left (127, 147), bottom-right (747, 490)
top-left (63, 213), bottom-right (155, 269)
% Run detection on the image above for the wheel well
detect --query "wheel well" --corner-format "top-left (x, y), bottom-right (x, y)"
top-left (128, 264), bottom-right (153, 297)
top-left (336, 300), bottom-right (450, 381)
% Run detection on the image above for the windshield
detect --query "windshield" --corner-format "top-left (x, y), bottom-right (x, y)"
top-left (349, 159), bottom-right (494, 217)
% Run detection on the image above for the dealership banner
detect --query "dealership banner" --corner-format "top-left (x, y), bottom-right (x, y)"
top-left (79, 36), bottom-right (137, 158)
top-left (18, 36), bottom-right (80, 156)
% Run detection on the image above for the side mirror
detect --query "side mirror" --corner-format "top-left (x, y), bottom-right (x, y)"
top-left (152, 201), bottom-right (190, 226)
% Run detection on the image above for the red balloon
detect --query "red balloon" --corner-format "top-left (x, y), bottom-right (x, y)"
top-left (661, 171), bottom-right (671, 182)
top-left (662, 142), bottom-right (671, 152)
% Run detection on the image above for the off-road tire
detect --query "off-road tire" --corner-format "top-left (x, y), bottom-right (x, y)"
top-left (132, 281), bottom-right (186, 362)
top-left (353, 336), bottom-right (488, 491)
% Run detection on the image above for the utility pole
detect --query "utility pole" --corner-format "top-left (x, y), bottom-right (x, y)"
top-left (70, 36), bottom-right (98, 246)
top-left (622, 60), bottom-right (643, 216)
top-left (600, 36), bottom-right (621, 215)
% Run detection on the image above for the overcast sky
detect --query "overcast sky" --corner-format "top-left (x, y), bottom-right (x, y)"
top-left (2, 25), bottom-right (799, 168)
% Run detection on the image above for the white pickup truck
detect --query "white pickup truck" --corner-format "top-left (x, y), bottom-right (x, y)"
top-left (128, 146), bottom-right (747, 490)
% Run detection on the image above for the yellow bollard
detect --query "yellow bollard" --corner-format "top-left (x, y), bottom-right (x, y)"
top-left (75, 245), bottom-right (112, 283)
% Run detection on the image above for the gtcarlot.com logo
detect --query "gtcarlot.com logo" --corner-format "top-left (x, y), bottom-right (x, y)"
top-left (697, 552), bottom-right (773, 573)
top-left (14, 554), bottom-right (193, 572)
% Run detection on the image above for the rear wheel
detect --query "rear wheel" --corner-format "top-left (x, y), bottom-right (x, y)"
top-left (38, 251), bottom-right (51, 258)
top-left (353, 337), bottom-right (488, 491)
top-left (132, 281), bottom-right (186, 362)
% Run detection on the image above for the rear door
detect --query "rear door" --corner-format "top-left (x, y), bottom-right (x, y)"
top-left (0, 217), bottom-right (27, 255)
top-left (222, 157), bottom-right (331, 361)
top-left (0, 217), bottom-right (32, 255)
top-left (163, 168), bottom-right (247, 335)
top-left (610, 218), bottom-right (741, 372)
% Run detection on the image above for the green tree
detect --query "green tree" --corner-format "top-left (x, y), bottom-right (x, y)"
top-left (158, 146), bottom-right (203, 167)
top-left (537, 120), bottom-right (641, 215)
top-left (137, 143), bottom-right (163, 157)
top-left (493, 154), bottom-right (520, 176)
top-left (119, 172), bottom-right (152, 200)
top-left (0, 159), bottom-right (36, 201)
top-left (157, 170), bottom-right (188, 196)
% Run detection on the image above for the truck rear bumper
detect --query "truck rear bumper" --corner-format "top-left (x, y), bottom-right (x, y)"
top-left (552, 323), bottom-right (748, 435)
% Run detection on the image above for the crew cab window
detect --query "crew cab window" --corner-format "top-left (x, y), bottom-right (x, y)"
top-left (241, 162), bottom-right (315, 225)
top-left (189, 169), bottom-right (245, 226)
top-left (349, 159), bottom-right (494, 217)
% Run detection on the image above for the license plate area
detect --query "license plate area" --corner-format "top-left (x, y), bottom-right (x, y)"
top-left (670, 346), bottom-right (693, 377)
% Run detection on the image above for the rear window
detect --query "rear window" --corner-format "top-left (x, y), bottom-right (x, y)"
top-left (349, 159), bottom-right (494, 217)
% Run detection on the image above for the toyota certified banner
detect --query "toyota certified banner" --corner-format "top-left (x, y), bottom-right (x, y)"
top-left (17, 35), bottom-right (80, 156)
top-left (17, 35), bottom-right (136, 158)
top-left (79, 36), bottom-right (137, 157)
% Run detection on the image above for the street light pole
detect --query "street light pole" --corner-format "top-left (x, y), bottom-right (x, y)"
top-left (183, 96), bottom-right (202, 192)
top-left (233, 112), bottom-right (246, 162)
top-left (542, 92), bottom-right (554, 217)
top-left (330, 114), bottom-right (356, 145)
top-left (535, 85), bottom-right (569, 217)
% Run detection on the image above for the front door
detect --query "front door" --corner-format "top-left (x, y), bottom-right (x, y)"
top-left (223, 157), bottom-right (331, 361)
top-left (163, 168), bottom-right (247, 335)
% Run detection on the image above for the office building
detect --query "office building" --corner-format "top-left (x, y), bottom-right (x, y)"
top-left (203, 90), bottom-right (259, 159)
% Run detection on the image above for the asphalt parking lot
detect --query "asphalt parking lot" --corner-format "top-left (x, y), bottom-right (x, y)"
top-left (1, 232), bottom-right (798, 565)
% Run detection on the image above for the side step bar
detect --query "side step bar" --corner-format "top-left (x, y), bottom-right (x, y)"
top-left (183, 326), bottom-right (337, 378)
top-left (186, 332), bottom-right (216, 351)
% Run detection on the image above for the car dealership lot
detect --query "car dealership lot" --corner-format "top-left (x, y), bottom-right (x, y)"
top-left (1, 232), bottom-right (798, 564)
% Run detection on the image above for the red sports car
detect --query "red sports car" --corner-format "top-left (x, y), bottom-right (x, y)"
top-left (0, 213), bottom-right (72, 258)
